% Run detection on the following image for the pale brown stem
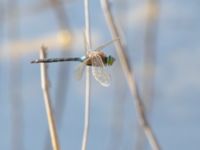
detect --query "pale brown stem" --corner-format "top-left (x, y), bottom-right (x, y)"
top-left (100, 0), bottom-right (161, 150)
top-left (81, 0), bottom-right (91, 150)
top-left (40, 46), bottom-right (60, 150)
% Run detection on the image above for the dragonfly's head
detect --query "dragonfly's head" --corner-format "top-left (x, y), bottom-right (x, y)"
top-left (106, 55), bottom-right (115, 66)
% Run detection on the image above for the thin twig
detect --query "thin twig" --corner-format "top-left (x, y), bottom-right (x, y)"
top-left (81, 0), bottom-right (91, 150)
top-left (100, 0), bottom-right (161, 150)
top-left (40, 46), bottom-right (60, 150)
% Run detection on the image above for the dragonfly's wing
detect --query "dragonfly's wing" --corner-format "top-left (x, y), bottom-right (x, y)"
top-left (75, 57), bottom-right (90, 80)
top-left (75, 62), bottom-right (85, 80)
top-left (93, 38), bottom-right (119, 51)
top-left (91, 54), bottom-right (111, 87)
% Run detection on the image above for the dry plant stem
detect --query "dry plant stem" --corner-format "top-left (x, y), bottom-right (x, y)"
top-left (101, 0), bottom-right (160, 150)
top-left (44, 1), bottom-right (72, 149)
top-left (81, 0), bottom-right (92, 150)
top-left (40, 46), bottom-right (60, 150)
top-left (82, 67), bottom-right (91, 150)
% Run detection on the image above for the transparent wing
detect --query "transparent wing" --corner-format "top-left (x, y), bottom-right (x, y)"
top-left (93, 38), bottom-right (119, 51)
top-left (75, 62), bottom-right (85, 80)
top-left (75, 57), bottom-right (90, 80)
top-left (91, 54), bottom-right (111, 87)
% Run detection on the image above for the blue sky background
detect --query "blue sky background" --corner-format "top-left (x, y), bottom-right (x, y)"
top-left (0, 0), bottom-right (200, 150)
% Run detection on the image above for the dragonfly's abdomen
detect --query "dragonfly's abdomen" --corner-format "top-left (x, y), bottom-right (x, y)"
top-left (31, 57), bottom-right (83, 63)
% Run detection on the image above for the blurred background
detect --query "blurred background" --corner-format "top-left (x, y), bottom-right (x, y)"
top-left (0, 0), bottom-right (200, 150)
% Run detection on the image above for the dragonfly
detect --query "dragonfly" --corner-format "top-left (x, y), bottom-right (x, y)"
top-left (31, 39), bottom-right (118, 87)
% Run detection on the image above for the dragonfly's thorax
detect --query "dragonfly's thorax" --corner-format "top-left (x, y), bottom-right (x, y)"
top-left (84, 51), bottom-right (106, 66)
top-left (83, 51), bottom-right (115, 66)
top-left (87, 50), bottom-right (106, 58)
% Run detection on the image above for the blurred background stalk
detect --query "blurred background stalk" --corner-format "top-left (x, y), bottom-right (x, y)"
top-left (0, 0), bottom-right (5, 98)
top-left (135, 0), bottom-right (159, 149)
top-left (7, 0), bottom-right (24, 150)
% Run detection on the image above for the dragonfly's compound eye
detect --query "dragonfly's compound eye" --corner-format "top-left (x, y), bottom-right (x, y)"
top-left (108, 55), bottom-right (115, 66)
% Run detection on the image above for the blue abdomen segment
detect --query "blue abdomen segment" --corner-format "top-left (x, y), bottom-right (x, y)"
top-left (31, 57), bottom-right (83, 63)
top-left (80, 56), bottom-right (87, 62)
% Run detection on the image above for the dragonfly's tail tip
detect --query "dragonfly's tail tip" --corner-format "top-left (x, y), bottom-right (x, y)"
top-left (30, 60), bottom-right (38, 64)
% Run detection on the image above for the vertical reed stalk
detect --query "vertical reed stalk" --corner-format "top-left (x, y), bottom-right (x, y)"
top-left (81, 0), bottom-right (92, 150)
top-left (44, 1), bottom-right (72, 149)
top-left (100, 0), bottom-right (161, 150)
top-left (40, 46), bottom-right (60, 150)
